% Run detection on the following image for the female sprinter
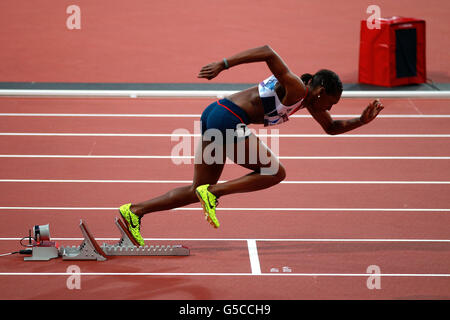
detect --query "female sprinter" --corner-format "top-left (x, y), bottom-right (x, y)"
top-left (119, 45), bottom-right (384, 245)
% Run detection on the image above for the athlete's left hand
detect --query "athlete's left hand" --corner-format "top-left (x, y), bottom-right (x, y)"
top-left (198, 61), bottom-right (224, 80)
top-left (360, 99), bottom-right (384, 124)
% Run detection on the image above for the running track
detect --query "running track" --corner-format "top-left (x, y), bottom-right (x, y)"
top-left (0, 96), bottom-right (449, 300)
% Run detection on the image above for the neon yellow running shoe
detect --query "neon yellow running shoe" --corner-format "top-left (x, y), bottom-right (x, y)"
top-left (195, 184), bottom-right (220, 228)
top-left (119, 203), bottom-right (145, 246)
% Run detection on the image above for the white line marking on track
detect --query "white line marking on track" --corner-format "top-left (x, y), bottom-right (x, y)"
top-left (1, 113), bottom-right (450, 118)
top-left (0, 113), bottom-right (201, 118)
top-left (1, 179), bottom-right (449, 184)
top-left (1, 155), bottom-right (449, 160)
top-left (0, 207), bottom-right (449, 212)
top-left (0, 133), bottom-right (449, 138)
top-left (0, 272), bottom-right (448, 277)
top-left (1, 238), bottom-right (449, 242)
top-left (279, 156), bottom-right (450, 160)
top-left (0, 88), bottom-right (450, 98)
top-left (247, 240), bottom-right (261, 275)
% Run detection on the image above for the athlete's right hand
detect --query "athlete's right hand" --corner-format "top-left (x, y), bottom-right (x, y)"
top-left (197, 61), bottom-right (224, 80)
top-left (360, 99), bottom-right (384, 124)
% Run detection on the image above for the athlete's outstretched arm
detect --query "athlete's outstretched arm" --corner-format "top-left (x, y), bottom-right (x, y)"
top-left (308, 99), bottom-right (384, 135)
top-left (198, 45), bottom-right (306, 99)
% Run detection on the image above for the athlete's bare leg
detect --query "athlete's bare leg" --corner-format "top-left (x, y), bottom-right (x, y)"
top-left (207, 133), bottom-right (285, 197)
top-left (130, 132), bottom-right (284, 217)
top-left (130, 139), bottom-right (225, 216)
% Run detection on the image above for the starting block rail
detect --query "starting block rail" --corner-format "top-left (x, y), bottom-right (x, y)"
top-left (100, 218), bottom-right (190, 256)
top-left (25, 217), bottom-right (190, 261)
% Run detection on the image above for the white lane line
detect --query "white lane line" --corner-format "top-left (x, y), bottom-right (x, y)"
top-left (1, 179), bottom-right (449, 184)
top-left (0, 207), bottom-right (449, 212)
top-left (247, 240), bottom-right (262, 275)
top-left (1, 113), bottom-right (450, 118)
top-left (1, 88), bottom-right (450, 98)
top-left (1, 237), bottom-right (449, 242)
top-left (0, 113), bottom-right (199, 118)
top-left (0, 272), bottom-right (449, 277)
top-left (279, 156), bottom-right (450, 160)
top-left (0, 133), bottom-right (449, 138)
top-left (0, 155), bottom-right (449, 160)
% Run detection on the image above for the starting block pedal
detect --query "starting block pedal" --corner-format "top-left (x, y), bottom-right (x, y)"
top-left (57, 218), bottom-right (189, 261)
top-left (59, 220), bottom-right (107, 261)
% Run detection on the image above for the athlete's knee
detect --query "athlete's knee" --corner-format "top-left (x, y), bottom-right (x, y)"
top-left (189, 183), bottom-right (199, 195)
top-left (189, 183), bottom-right (207, 196)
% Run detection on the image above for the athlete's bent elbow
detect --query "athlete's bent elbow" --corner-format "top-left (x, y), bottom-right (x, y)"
top-left (326, 129), bottom-right (339, 135)
top-left (261, 45), bottom-right (275, 59)
top-left (324, 121), bottom-right (341, 135)
top-left (324, 125), bottom-right (338, 135)
top-left (262, 44), bottom-right (272, 52)
top-left (274, 163), bottom-right (286, 183)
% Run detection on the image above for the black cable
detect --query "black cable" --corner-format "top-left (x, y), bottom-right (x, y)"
top-left (0, 249), bottom-right (33, 257)
top-left (1, 233), bottom-right (35, 257)
top-left (20, 236), bottom-right (34, 247)
top-left (0, 251), bottom-right (19, 257)
top-left (1, 231), bottom-right (36, 257)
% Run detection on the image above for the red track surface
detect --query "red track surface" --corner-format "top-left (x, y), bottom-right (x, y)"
top-left (0, 1), bottom-right (449, 83)
top-left (0, 97), bottom-right (449, 300)
top-left (1, 0), bottom-right (449, 301)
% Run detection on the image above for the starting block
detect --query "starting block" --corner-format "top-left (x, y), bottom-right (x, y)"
top-left (59, 220), bottom-right (108, 261)
top-left (100, 218), bottom-right (190, 257)
top-left (24, 217), bottom-right (190, 261)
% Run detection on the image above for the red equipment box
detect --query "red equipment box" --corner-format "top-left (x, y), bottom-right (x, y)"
top-left (359, 16), bottom-right (426, 87)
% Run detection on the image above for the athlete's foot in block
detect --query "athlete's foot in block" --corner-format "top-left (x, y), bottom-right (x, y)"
top-left (119, 203), bottom-right (145, 246)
